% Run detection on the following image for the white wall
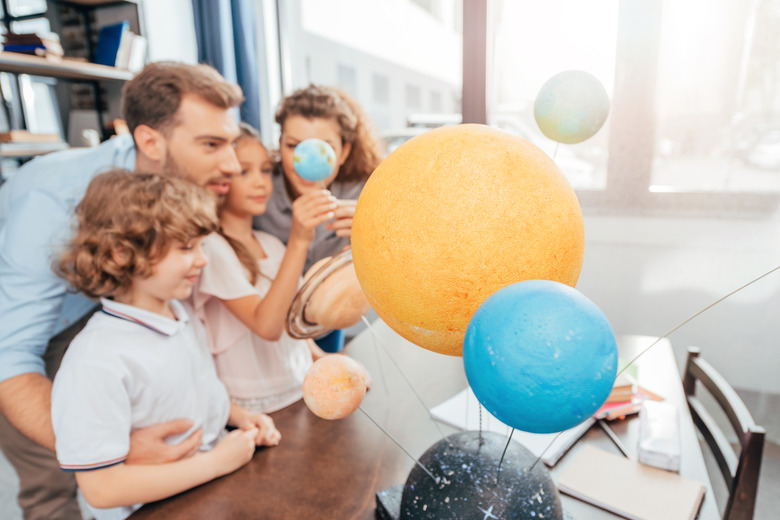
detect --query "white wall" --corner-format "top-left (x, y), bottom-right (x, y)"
top-left (140, 0), bottom-right (198, 64)
top-left (578, 212), bottom-right (780, 394)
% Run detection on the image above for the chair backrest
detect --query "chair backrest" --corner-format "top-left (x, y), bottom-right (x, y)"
top-left (682, 346), bottom-right (765, 520)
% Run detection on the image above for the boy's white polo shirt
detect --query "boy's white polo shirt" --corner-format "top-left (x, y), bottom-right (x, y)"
top-left (52, 298), bottom-right (230, 473)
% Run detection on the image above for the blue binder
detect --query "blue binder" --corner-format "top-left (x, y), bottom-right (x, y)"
top-left (94, 21), bottom-right (129, 67)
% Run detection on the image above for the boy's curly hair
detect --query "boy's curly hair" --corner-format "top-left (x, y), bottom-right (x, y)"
top-left (57, 170), bottom-right (218, 299)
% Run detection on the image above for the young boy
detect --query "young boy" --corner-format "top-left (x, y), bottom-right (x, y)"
top-left (52, 170), bottom-right (280, 520)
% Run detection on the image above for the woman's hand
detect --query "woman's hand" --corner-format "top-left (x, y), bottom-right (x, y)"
top-left (324, 199), bottom-right (357, 238)
top-left (290, 189), bottom-right (338, 243)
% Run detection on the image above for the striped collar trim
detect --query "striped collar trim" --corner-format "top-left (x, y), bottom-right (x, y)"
top-left (99, 298), bottom-right (188, 337)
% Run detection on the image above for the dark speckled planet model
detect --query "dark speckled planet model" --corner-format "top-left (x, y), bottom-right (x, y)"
top-left (400, 431), bottom-right (563, 519)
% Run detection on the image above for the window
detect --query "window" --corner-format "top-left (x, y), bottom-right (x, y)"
top-left (406, 84), bottom-right (421, 112)
top-left (487, 0), bottom-right (616, 191)
top-left (337, 63), bottom-right (358, 97)
top-left (275, 0), bottom-right (462, 138)
top-left (430, 90), bottom-right (443, 112)
top-left (483, 0), bottom-right (780, 216)
top-left (652, 0), bottom-right (780, 194)
top-left (372, 73), bottom-right (390, 105)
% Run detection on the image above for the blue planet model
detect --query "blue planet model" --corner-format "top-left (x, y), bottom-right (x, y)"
top-left (463, 280), bottom-right (618, 434)
top-left (293, 138), bottom-right (337, 181)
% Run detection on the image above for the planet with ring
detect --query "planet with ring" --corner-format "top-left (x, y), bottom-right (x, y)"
top-left (287, 248), bottom-right (372, 339)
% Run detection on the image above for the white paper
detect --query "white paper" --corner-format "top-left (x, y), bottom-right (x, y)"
top-left (430, 387), bottom-right (595, 466)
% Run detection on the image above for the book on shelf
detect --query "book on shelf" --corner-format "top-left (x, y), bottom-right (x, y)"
top-left (430, 386), bottom-right (595, 467)
top-left (2, 31), bottom-right (64, 58)
top-left (124, 34), bottom-right (147, 73)
top-left (557, 444), bottom-right (706, 520)
top-left (94, 21), bottom-right (129, 67)
top-left (94, 21), bottom-right (146, 72)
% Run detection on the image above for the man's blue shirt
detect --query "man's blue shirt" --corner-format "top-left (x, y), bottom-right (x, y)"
top-left (0, 135), bottom-right (136, 383)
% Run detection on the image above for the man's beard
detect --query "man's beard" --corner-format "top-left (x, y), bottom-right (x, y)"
top-left (164, 149), bottom-right (226, 203)
top-left (163, 150), bottom-right (188, 181)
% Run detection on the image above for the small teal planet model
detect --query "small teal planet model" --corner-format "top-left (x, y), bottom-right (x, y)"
top-left (293, 138), bottom-right (337, 181)
top-left (464, 279), bottom-right (618, 434)
top-left (534, 70), bottom-right (610, 144)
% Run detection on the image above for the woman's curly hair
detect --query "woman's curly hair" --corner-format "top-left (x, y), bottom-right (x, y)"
top-left (57, 169), bottom-right (218, 299)
top-left (275, 84), bottom-right (384, 183)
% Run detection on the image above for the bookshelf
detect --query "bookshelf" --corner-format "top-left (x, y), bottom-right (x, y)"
top-left (0, 51), bottom-right (133, 81)
top-left (0, 53), bottom-right (130, 162)
top-left (0, 0), bottom-right (141, 180)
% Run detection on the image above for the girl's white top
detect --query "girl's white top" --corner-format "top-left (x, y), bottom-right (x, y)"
top-left (192, 231), bottom-right (312, 413)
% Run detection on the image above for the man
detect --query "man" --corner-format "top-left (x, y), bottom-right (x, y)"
top-left (0, 61), bottom-right (243, 520)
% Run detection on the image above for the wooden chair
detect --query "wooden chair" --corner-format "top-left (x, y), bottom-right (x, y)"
top-left (682, 347), bottom-right (765, 520)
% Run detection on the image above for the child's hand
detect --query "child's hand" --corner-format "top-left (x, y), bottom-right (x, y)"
top-left (324, 199), bottom-right (357, 238)
top-left (238, 413), bottom-right (282, 447)
top-left (209, 428), bottom-right (258, 477)
top-left (291, 189), bottom-right (338, 243)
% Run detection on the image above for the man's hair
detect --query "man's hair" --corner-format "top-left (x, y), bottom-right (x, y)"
top-left (275, 84), bottom-right (384, 183)
top-left (57, 170), bottom-right (218, 299)
top-left (121, 61), bottom-right (244, 136)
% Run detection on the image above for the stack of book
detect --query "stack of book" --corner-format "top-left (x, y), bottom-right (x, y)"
top-left (606, 372), bottom-right (637, 402)
top-left (2, 32), bottom-right (64, 59)
top-left (596, 365), bottom-right (664, 421)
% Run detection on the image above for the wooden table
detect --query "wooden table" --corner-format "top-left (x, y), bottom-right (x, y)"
top-left (551, 334), bottom-right (719, 520)
top-left (132, 322), bottom-right (718, 520)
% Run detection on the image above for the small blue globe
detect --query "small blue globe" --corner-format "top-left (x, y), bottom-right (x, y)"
top-left (463, 280), bottom-right (617, 434)
top-left (293, 138), bottom-right (337, 181)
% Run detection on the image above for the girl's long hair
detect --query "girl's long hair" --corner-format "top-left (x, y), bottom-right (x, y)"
top-left (218, 122), bottom-right (266, 285)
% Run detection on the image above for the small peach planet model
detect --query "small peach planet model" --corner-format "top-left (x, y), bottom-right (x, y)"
top-left (302, 355), bottom-right (367, 420)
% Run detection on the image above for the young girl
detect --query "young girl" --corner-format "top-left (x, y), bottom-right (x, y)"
top-left (253, 84), bottom-right (384, 352)
top-left (192, 123), bottom-right (339, 414)
top-left (52, 171), bottom-right (281, 520)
